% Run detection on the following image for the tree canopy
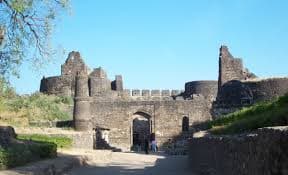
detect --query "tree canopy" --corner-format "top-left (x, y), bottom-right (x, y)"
top-left (0, 0), bottom-right (69, 78)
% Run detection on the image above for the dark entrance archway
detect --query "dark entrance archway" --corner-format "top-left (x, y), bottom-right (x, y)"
top-left (131, 112), bottom-right (151, 151)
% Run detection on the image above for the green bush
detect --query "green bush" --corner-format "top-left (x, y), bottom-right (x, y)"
top-left (0, 78), bottom-right (16, 99)
top-left (17, 134), bottom-right (72, 149)
top-left (0, 142), bottom-right (56, 170)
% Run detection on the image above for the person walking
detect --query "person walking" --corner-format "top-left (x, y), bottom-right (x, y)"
top-left (151, 139), bottom-right (157, 152)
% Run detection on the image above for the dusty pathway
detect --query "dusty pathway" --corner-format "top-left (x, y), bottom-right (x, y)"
top-left (65, 152), bottom-right (194, 175)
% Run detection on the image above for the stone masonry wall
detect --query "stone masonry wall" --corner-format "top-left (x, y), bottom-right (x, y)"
top-left (40, 76), bottom-right (72, 96)
top-left (90, 98), bottom-right (211, 151)
top-left (218, 45), bottom-right (244, 89)
top-left (218, 45), bottom-right (256, 90)
top-left (188, 127), bottom-right (288, 175)
top-left (212, 78), bottom-right (288, 118)
top-left (40, 51), bottom-right (89, 96)
top-left (243, 78), bottom-right (288, 102)
top-left (184, 81), bottom-right (218, 101)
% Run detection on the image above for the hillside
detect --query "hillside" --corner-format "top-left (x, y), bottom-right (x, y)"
top-left (0, 81), bottom-right (73, 127)
top-left (208, 94), bottom-right (288, 134)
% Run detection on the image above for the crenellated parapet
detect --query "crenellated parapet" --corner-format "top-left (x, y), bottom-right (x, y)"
top-left (124, 89), bottom-right (184, 98)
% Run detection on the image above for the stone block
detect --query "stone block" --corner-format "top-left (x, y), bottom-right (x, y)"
top-left (161, 90), bottom-right (171, 96)
top-left (171, 90), bottom-right (180, 96)
top-left (124, 89), bottom-right (131, 96)
top-left (151, 90), bottom-right (160, 96)
top-left (132, 89), bottom-right (141, 96)
top-left (142, 90), bottom-right (150, 96)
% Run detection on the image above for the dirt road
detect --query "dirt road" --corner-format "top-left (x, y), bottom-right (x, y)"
top-left (66, 152), bottom-right (194, 175)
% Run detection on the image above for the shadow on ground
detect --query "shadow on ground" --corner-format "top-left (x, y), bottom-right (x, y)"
top-left (66, 152), bottom-right (194, 175)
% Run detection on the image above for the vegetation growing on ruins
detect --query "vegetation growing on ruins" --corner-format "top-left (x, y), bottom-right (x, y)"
top-left (0, 140), bottom-right (57, 170)
top-left (209, 94), bottom-right (288, 134)
top-left (0, 79), bottom-right (73, 126)
top-left (17, 134), bottom-right (72, 149)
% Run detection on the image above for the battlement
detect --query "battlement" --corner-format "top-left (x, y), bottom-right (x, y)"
top-left (124, 89), bottom-right (184, 97)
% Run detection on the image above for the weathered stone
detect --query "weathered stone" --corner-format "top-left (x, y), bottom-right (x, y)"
top-left (132, 89), bottom-right (141, 96)
top-left (89, 68), bottom-right (111, 95)
top-left (218, 45), bottom-right (256, 90)
top-left (40, 51), bottom-right (89, 96)
top-left (39, 46), bottom-right (288, 153)
top-left (185, 81), bottom-right (218, 101)
top-left (142, 90), bottom-right (150, 96)
top-left (111, 75), bottom-right (123, 91)
top-left (151, 90), bottom-right (160, 96)
top-left (161, 90), bottom-right (170, 96)
top-left (0, 126), bottom-right (16, 147)
top-left (188, 127), bottom-right (288, 175)
top-left (171, 90), bottom-right (180, 96)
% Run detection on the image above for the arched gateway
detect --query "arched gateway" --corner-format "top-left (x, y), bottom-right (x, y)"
top-left (72, 63), bottom-right (213, 152)
top-left (131, 112), bottom-right (152, 151)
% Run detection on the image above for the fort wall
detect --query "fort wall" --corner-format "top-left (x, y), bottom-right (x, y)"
top-left (213, 45), bottom-right (287, 118)
top-left (40, 46), bottom-right (288, 152)
top-left (125, 89), bottom-right (183, 97)
top-left (40, 76), bottom-right (72, 96)
top-left (90, 99), bottom-right (211, 151)
top-left (188, 127), bottom-right (288, 175)
top-left (243, 78), bottom-right (288, 102)
top-left (218, 45), bottom-right (256, 90)
top-left (213, 77), bottom-right (288, 118)
top-left (184, 81), bottom-right (218, 101)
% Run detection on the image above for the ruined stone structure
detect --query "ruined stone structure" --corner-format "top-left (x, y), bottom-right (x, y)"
top-left (40, 51), bottom-right (89, 96)
top-left (73, 70), bottom-right (212, 151)
top-left (40, 45), bottom-right (288, 151)
top-left (213, 46), bottom-right (288, 118)
top-left (218, 45), bottom-right (256, 89)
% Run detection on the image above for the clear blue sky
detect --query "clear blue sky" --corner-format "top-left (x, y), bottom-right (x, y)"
top-left (10, 0), bottom-right (288, 94)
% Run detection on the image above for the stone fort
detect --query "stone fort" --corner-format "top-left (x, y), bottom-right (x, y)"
top-left (40, 46), bottom-right (288, 152)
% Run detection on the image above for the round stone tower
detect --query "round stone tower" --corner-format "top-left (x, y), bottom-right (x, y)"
top-left (73, 72), bottom-right (91, 131)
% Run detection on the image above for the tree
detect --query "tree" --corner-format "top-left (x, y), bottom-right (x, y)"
top-left (0, 0), bottom-right (70, 78)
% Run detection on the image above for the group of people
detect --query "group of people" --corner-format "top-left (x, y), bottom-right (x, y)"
top-left (144, 133), bottom-right (157, 154)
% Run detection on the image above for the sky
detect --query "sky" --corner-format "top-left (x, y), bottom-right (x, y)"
top-left (10, 0), bottom-right (288, 94)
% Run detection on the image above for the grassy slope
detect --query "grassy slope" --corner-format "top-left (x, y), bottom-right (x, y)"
top-left (0, 92), bottom-right (73, 127)
top-left (17, 134), bottom-right (72, 149)
top-left (208, 94), bottom-right (288, 134)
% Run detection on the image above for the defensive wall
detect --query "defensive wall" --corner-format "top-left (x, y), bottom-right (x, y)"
top-left (188, 127), bottom-right (288, 175)
top-left (40, 45), bottom-right (288, 152)
top-left (73, 72), bottom-right (212, 151)
top-left (213, 46), bottom-right (288, 118)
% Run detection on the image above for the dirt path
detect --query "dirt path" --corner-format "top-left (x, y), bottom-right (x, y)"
top-left (65, 152), bottom-right (194, 175)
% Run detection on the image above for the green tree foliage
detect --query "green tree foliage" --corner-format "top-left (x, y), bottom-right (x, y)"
top-left (0, 0), bottom-right (70, 78)
top-left (0, 77), bottom-right (15, 98)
